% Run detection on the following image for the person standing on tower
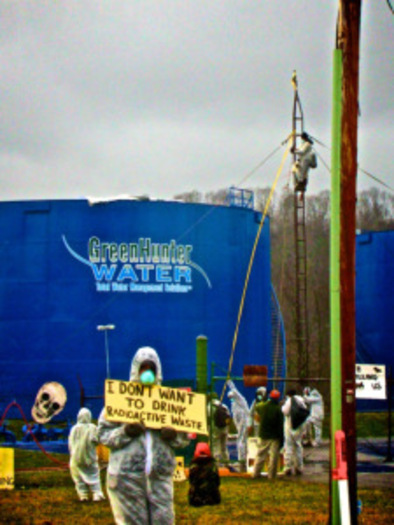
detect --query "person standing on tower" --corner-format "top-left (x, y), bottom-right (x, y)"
top-left (291, 132), bottom-right (317, 193)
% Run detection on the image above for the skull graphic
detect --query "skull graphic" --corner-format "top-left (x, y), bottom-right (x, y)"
top-left (31, 382), bottom-right (67, 424)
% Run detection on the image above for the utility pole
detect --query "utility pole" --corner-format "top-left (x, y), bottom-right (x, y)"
top-left (334, 1), bottom-right (362, 523)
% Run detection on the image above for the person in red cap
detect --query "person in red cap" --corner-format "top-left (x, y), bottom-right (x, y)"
top-left (252, 389), bottom-right (284, 480)
top-left (188, 442), bottom-right (221, 507)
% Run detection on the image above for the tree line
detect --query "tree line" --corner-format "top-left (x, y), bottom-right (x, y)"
top-left (174, 186), bottom-right (394, 396)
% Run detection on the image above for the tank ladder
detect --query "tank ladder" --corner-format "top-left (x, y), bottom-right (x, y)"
top-left (292, 72), bottom-right (309, 379)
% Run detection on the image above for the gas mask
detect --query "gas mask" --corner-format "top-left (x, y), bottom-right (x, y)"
top-left (140, 369), bottom-right (155, 385)
top-left (139, 359), bottom-right (157, 385)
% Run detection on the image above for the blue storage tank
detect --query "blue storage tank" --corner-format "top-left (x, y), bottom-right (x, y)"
top-left (356, 230), bottom-right (394, 409)
top-left (0, 197), bottom-right (282, 420)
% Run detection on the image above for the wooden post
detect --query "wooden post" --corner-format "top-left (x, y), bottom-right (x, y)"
top-left (338, 1), bottom-right (362, 523)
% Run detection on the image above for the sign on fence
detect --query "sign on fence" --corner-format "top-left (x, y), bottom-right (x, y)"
top-left (0, 448), bottom-right (14, 490)
top-left (355, 364), bottom-right (386, 400)
top-left (104, 379), bottom-right (208, 435)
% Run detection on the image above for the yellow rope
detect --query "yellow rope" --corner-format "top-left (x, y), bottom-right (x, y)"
top-left (220, 141), bottom-right (292, 401)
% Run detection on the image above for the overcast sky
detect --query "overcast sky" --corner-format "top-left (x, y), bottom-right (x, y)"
top-left (1, 1), bottom-right (393, 202)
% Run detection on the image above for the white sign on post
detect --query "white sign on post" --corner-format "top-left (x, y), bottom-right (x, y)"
top-left (355, 364), bottom-right (386, 400)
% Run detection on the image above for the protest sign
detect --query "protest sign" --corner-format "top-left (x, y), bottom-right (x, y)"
top-left (355, 364), bottom-right (386, 400)
top-left (0, 448), bottom-right (14, 490)
top-left (104, 379), bottom-right (208, 435)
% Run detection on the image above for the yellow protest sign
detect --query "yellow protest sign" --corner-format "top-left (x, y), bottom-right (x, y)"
top-left (0, 448), bottom-right (14, 490)
top-left (104, 379), bottom-right (208, 435)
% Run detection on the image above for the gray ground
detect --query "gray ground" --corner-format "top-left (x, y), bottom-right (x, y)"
top-left (299, 438), bottom-right (393, 488)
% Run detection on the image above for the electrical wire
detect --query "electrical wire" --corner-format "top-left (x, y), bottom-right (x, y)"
top-left (313, 140), bottom-right (393, 193)
top-left (357, 166), bottom-right (394, 192)
top-left (176, 137), bottom-right (291, 242)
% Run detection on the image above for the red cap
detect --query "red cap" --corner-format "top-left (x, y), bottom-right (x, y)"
top-left (270, 389), bottom-right (281, 399)
top-left (193, 442), bottom-right (212, 459)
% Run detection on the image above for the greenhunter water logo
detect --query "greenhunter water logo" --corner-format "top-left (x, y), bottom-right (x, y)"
top-left (62, 235), bottom-right (211, 293)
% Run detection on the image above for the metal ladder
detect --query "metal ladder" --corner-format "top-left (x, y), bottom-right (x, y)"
top-left (292, 72), bottom-right (309, 379)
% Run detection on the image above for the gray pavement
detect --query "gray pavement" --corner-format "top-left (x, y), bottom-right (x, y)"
top-left (297, 438), bottom-right (394, 488)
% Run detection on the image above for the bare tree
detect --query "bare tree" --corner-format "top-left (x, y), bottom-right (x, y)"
top-left (172, 184), bottom-right (392, 392)
top-left (173, 190), bottom-right (203, 203)
top-left (204, 189), bottom-right (228, 205)
top-left (356, 188), bottom-right (394, 231)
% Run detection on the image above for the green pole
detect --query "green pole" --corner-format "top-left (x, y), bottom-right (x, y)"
top-left (196, 335), bottom-right (208, 394)
top-left (330, 47), bottom-right (343, 525)
top-left (210, 361), bottom-right (216, 452)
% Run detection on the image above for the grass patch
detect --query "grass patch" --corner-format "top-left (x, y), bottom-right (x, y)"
top-left (0, 412), bottom-right (390, 523)
top-left (0, 450), bottom-right (392, 524)
top-left (320, 411), bottom-right (388, 439)
top-left (356, 412), bottom-right (389, 438)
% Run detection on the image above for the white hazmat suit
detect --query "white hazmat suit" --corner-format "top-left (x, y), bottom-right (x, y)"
top-left (281, 392), bottom-right (309, 475)
top-left (227, 380), bottom-right (249, 465)
top-left (292, 134), bottom-right (317, 191)
top-left (68, 407), bottom-right (105, 501)
top-left (303, 387), bottom-right (324, 446)
top-left (98, 346), bottom-right (189, 525)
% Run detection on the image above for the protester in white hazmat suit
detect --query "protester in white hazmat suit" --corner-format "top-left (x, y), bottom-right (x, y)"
top-left (68, 407), bottom-right (105, 502)
top-left (291, 132), bottom-right (317, 192)
top-left (98, 346), bottom-right (189, 525)
top-left (281, 389), bottom-right (309, 475)
top-left (248, 386), bottom-right (267, 437)
top-left (227, 380), bottom-right (249, 468)
top-left (303, 387), bottom-right (324, 446)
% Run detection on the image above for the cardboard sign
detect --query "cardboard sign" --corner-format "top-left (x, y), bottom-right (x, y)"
top-left (243, 365), bottom-right (268, 387)
top-left (104, 379), bottom-right (208, 435)
top-left (355, 364), bottom-right (386, 400)
top-left (173, 456), bottom-right (187, 482)
top-left (0, 448), bottom-right (14, 490)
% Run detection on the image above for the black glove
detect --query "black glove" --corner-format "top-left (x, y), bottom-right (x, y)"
top-left (160, 426), bottom-right (177, 441)
top-left (124, 422), bottom-right (145, 438)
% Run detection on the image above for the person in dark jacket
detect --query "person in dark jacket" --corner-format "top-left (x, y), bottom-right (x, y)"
top-left (252, 389), bottom-right (284, 480)
top-left (188, 442), bottom-right (221, 507)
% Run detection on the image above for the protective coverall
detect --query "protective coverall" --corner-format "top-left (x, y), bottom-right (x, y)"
top-left (227, 380), bottom-right (249, 465)
top-left (303, 387), bottom-right (324, 446)
top-left (292, 134), bottom-right (317, 191)
top-left (68, 407), bottom-right (105, 501)
top-left (98, 346), bottom-right (188, 525)
top-left (207, 398), bottom-right (230, 464)
top-left (281, 392), bottom-right (309, 475)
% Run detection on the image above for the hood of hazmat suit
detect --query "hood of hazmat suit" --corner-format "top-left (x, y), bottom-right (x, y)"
top-left (129, 346), bottom-right (163, 384)
top-left (98, 346), bottom-right (188, 525)
top-left (303, 388), bottom-right (324, 419)
top-left (77, 407), bottom-right (92, 424)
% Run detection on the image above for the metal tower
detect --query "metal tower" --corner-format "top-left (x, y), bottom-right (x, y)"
top-left (291, 72), bottom-right (309, 379)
